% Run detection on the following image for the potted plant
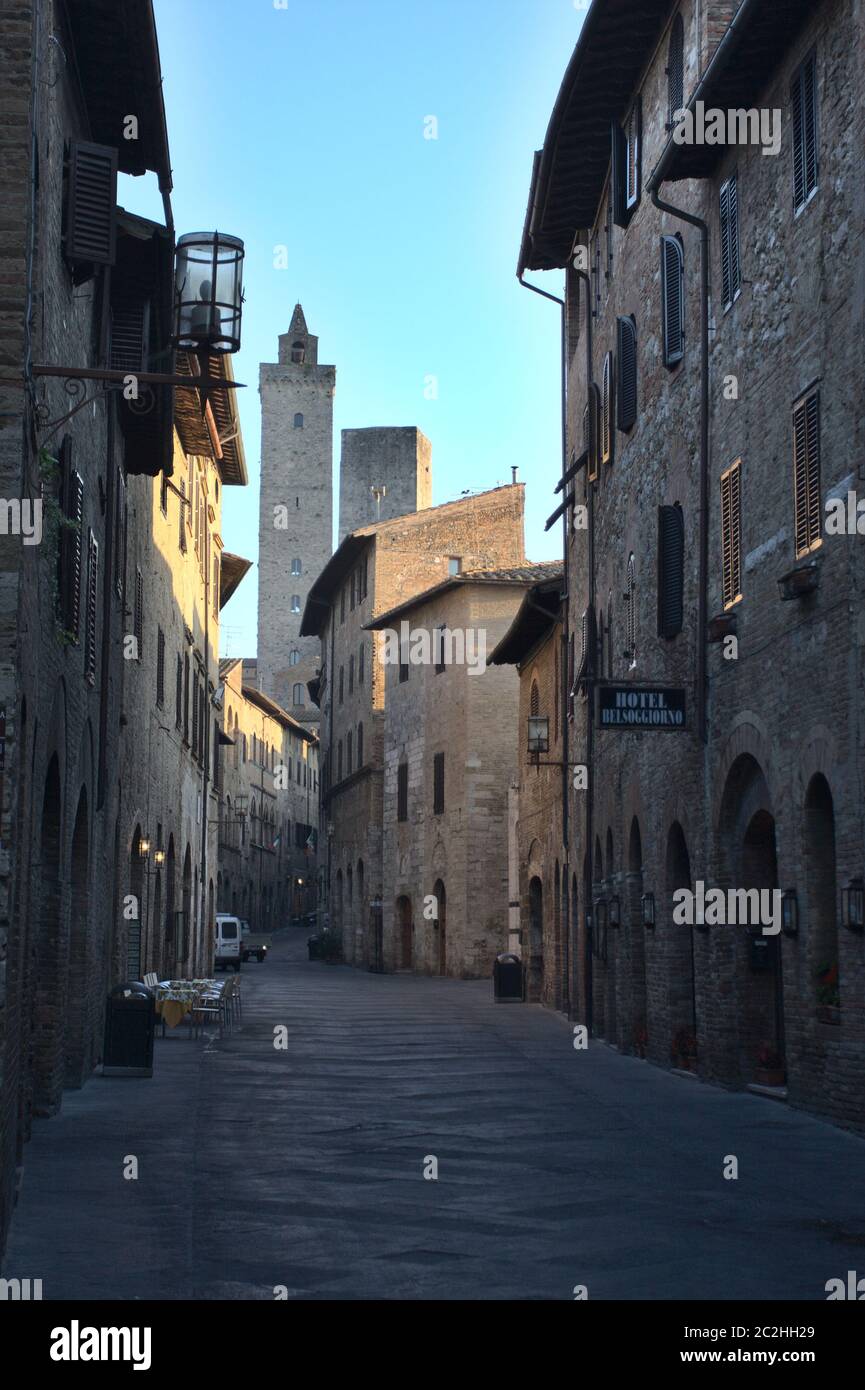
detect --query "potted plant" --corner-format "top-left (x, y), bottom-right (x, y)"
top-left (816, 960), bottom-right (841, 1024)
top-left (633, 1025), bottom-right (648, 1059)
top-left (671, 1028), bottom-right (697, 1072)
top-left (755, 1042), bottom-right (785, 1087)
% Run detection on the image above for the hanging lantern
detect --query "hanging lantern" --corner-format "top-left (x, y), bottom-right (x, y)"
top-left (173, 232), bottom-right (244, 354)
top-left (527, 716), bottom-right (550, 756)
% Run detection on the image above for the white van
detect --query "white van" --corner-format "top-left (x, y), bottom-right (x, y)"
top-left (214, 914), bottom-right (242, 971)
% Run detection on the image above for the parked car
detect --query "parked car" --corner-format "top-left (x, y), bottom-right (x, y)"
top-left (240, 920), bottom-right (271, 963)
top-left (214, 913), bottom-right (242, 972)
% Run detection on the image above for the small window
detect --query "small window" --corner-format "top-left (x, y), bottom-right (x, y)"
top-left (433, 752), bottom-right (445, 816)
top-left (448, 557), bottom-right (461, 576)
top-left (291, 342), bottom-right (305, 364)
top-left (601, 351), bottom-right (613, 466)
top-left (657, 505), bottom-right (684, 638)
top-left (793, 391), bottom-right (822, 558)
top-left (530, 680), bottom-right (540, 718)
top-left (289, 649), bottom-right (300, 667)
top-left (719, 173), bottom-right (741, 309)
top-left (291, 595), bottom-right (301, 613)
top-left (667, 14), bottom-right (684, 132)
top-left (616, 316), bottom-right (637, 431)
top-left (397, 762), bottom-right (408, 822)
top-left (586, 382), bottom-right (601, 482)
top-left (292, 683), bottom-right (303, 706)
top-left (359, 641), bottom-right (365, 686)
top-left (293, 413), bottom-right (304, 429)
top-left (434, 626), bottom-right (446, 674)
top-left (720, 460), bottom-right (742, 608)
top-left (291, 558), bottom-right (301, 575)
top-left (661, 235), bottom-right (684, 367)
top-left (792, 52), bottom-right (818, 212)
top-left (612, 98), bottom-right (641, 227)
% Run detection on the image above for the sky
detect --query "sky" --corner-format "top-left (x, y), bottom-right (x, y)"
top-left (119, 0), bottom-right (586, 658)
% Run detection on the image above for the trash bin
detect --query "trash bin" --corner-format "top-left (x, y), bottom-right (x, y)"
top-left (102, 981), bottom-right (155, 1077)
top-left (493, 953), bottom-right (524, 1002)
top-left (308, 936), bottom-right (321, 961)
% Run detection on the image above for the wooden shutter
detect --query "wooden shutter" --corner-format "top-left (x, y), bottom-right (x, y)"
top-left (601, 352), bottom-right (613, 465)
top-left (661, 235), bottom-right (684, 366)
top-left (397, 762), bottom-right (408, 822)
top-left (433, 752), bottom-right (445, 815)
top-left (156, 627), bottom-right (165, 707)
top-left (65, 140), bottom-right (118, 268)
top-left (792, 54), bottom-right (818, 210)
top-left (192, 671), bottom-right (200, 755)
top-left (657, 505), bottom-right (684, 638)
top-left (179, 480), bottom-right (187, 552)
top-left (134, 569), bottom-right (143, 658)
top-left (84, 531), bottom-right (98, 683)
top-left (586, 382), bottom-right (601, 482)
top-left (110, 300), bottom-right (149, 372)
top-left (175, 654), bottom-right (183, 727)
top-left (64, 465), bottom-right (85, 642)
top-left (667, 14), bottom-right (684, 130)
top-left (625, 99), bottom-right (641, 209)
top-left (720, 174), bottom-right (740, 308)
top-left (793, 392), bottom-right (821, 557)
top-left (616, 316), bottom-right (637, 431)
top-left (720, 461), bottom-right (742, 609)
top-left (611, 120), bottom-right (627, 227)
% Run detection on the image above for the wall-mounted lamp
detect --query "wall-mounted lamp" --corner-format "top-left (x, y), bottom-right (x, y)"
top-left (609, 896), bottom-right (620, 928)
top-left (641, 893), bottom-right (655, 928)
top-left (527, 716), bottom-right (550, 756)
top-left (138, 837), bottom-right (151, 860)
top-left (843, 878), bottom-right (864, 932)
top-left (781, 889), bottom-right (798, 937)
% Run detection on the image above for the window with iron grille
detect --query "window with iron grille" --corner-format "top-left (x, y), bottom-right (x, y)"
top-left (397, 761), bottom-right (408, 822)
top-left (720, 461), bottom-right (742, 609)
top-left (156, 626), bottom-right (165, 706)
top-left (793, 391), bottom-right (822, 558)
top-left (84, 531), bottom-right (98, 684)
top-left (657, 505), bottom-right (684, 638)
top-left (719, 173), bottom-right (741, 309)
top-left (792, 51), bottom-right (818, 211)
top-left (616, 316), bottom-right (637, 431)
top-left (433, 752), bottom-right (445, 816)
top-left (667, 13), bottom-right (684, 131)
top-left (601, 351), bottom-right (614, 466)
top-left (134, 569), bottom-right (143, 660)
top-left (58, 440), bottom-right (84, 642)
top-left (661, 235), bottom-right (684, 367)
top-left (625, 555), bottom-right (636, 666)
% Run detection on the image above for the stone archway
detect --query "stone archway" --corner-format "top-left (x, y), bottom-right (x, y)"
top-left (528, 876), bottom-right (543, 1001)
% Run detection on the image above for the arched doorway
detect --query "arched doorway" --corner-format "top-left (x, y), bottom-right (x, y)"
top-left (356, 860), bottom-right (365, 964)
top-left (528, 876), bottom-right (543, 1000)
top-left (665, 821), bottom-right (696, 1060)
top-left (571, 873), bottom-right (580, 1018)
top-left (627, 816), bottom-right (648, 1055)
top-left (34, 756), bottom-right (63, 1115)
top-left (397, 895), bottom-right (413, 970)
top-left (65, 787), bottom-right (90, 1087)
top-left (433, 879), bottom-right (447, 975)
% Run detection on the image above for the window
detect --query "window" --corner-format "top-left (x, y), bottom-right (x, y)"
top-left (601, 351), bottom-right (613, 466)
top-left (657, 505), bottom-right (684, 638)
top-left (667, 13), bottom-right (684, 131)
top-left (625, 554), bottom-right (636, 667)
top-left (616, 316), bottom-right (637, 431)
top-left (292, 683), bottom-right (303, 706)
top-left (289, 649), bottom-right (300, 666)
top-left (192, 671), bottom-right (200, 756)
top-left (175, 655), bottom-right (183, 728)
top-left (160, 472), bottom-right (168, 516)
top-left (792, 52), bottom-right (818, 211)
top-left (212, 556), bottom-right (219, 616)
top-left (397, 762), bottom-right (408, 822)
top-left (719, 173), bottom-right (741, 309)
top-left (399, 655), bottom-right (409, 683)
top-left (359, 641), bottom-right (365, 685)
top-left (134, 568), bottom-right (143, 659)
top-left (720, 460), bottom-right (742, 608)
top-left (447, 557), bottom-right (461, 577)
top-left (84, 531), bottom-right (98, 684)
top-left (291, 342), bottom-right (305, 364)
top-left (57, 440), bottom-right (84, 641)
top-left (339, 666), bottom-right (344, 703)
top-left (291, 558), bottom-right (301, 575)
top-left (433, 752), bottom-right (445, 816)
top-left (586, 382), bottom-right (601, 482)
top-left (179, 480), bottom-right (187, 552)
top-left (293, 412), bottom-right (304, 428)
top-left (349, 655), bottom-right (355, 693)
top-left (291, 595), bottom-right (301, 613)
top-left (114, 466), bottom-right (127, 601)
top-left (156, 626), bottom-right (165, 706)
top-left (612, 98), bottom-right (641, 227)
top-left (793, 390), bottom-right (822, 558)
top-left (434, 625), bottom-right (446, 674)
top-left (661, 235), bottom-right (684, 367)
top-left (357, 722), bottom-right (364, 768)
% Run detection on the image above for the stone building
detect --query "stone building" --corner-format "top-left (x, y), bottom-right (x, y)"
top-left (368, 565), bottom-right (552, 976)
top-left (302, 483), bottom-right (527, 968)
top-left (518, 0), bottom-right (865, 1130)
top-left (217, 659), bottom-right (319, 928)
top-left (490, 568), bottom-right (568, 1008)
top-left (0, 0), bottom-right (179, 1256)
top-left (339, 428), bottom-right (432, 542)
top-left (257, 306), bottom-right (335, 729)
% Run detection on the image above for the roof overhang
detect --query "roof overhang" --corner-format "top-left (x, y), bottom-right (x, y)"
top-left (518, 0), bottom-right (674, 274)
top-left (174, 353), bottom-right (247, 486)
top-left (300, 535), bottom-right (371, 637)
top-left (649, 0), bottom-right (817, 186)
top-left (219, 552), bottom-right (252, 609)
top-left (65, 0), bottom-right (172, 191)
top-left (489, 577), bottom-right (564, 667)
top-left (241, 685), bottom-right (318, 743)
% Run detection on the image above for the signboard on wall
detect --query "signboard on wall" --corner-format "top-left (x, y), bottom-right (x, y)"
top-left (598, 686), bottom-right (686, 730)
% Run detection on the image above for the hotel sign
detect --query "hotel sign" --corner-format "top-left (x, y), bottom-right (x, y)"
top-left (599, 686), bottom-right (686, 730)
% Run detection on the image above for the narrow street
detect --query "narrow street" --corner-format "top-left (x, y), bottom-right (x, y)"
top-left (5, 929), bottom-right (864, 1302)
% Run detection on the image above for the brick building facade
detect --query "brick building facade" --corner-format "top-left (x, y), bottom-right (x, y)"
top-left (518, 0), bottom-right (865, 1130)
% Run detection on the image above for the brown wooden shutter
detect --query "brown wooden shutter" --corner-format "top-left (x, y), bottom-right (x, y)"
top-left (601, 352), bottom-right (613, 465)
top-left (397, 762), bottom-right (408, 822)
top-left (433, 752), bottom-right (445, 815)
top-left (84, 531), bottom-right (98, 683)
top-left (793, 392), bottom-right (821, 558)
top-left (657, 505), bottom-right (684, 638)
top-left (720, 460), bottom-right (742, 609)
top-left (65, 140), bottom-right (118, 269)
top-left (586, 382), bottom-right (601, 482)
top-left (661, 235), bottom-right (684, 366)
top-left (616, 316), bottom-right (638, 430)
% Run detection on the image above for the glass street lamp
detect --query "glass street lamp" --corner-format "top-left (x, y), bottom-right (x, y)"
top-left (153, 848), bottom-right (166, 868)
top-left (138, 837), bottom-right (151, 860)
top-left (843, 878), bottom-right (864, 932)
top-left (781, 889), bottom-right (798, 937)
top-left (174, 232), bottom-right (245, 354)
top-left (641, 893), bottom-right (655, 928)
top-left (527, 716), bottom-right (550, 756)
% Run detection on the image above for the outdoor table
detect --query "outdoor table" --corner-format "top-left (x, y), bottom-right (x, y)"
top-left (154, 979), bottom-right (223, 1030)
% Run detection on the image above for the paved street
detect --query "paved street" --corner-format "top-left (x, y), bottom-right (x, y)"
top-left (5, 929), bottom-right (865, 1301)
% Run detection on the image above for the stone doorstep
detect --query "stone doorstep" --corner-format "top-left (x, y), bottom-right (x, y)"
top-left (746, 1082), bottom-right (789, 1102)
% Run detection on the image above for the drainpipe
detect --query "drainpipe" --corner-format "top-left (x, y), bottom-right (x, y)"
top-left (518, 271), bottom-right (571, 1015)
top-left (649, 185), bottom-right (710, 746)
top-left (573, 262), bottom-right (594, 1035)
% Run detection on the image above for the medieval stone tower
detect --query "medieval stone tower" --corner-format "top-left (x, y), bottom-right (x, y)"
top-left (339, 427), bottom-right (432, 542)
top-left (257, 305), bottom-right (334, 728)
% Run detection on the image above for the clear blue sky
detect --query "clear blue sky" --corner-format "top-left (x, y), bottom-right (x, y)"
top-left (119, 0), bottom-right (585, 657)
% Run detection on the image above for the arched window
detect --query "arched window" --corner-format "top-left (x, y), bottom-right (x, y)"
top-left (626, 553), bottom-right (636, 666)
top-left (291, 595), bottom-right (301, 613)
top-left (357, 722), bottom-right (364, 768)
top-left (291, 342), bottom-right (305, 364)
top-left (292, 683), bottom-right (303, 706)
top-left (289, 650), bottom-right (300, 667)
top-left (668, 13), bottom-right (685, 131)
top-left (293, 412), bottom-right (304, 429)
top-left (291, 558), bottom-right (301, 575)
top-left (530, 679), bottom-right (540, 718)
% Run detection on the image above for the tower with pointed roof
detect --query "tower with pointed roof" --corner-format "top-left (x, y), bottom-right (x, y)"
top-left (257, 306), bottom-right (334, 728)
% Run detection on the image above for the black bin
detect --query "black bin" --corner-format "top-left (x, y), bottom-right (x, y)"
top-left (308, 936), bottom-right (321, 961)
top-left (102, 982), bottom-right (155, 1077)
top-left (493, 953), bottom-right (524, 1002)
